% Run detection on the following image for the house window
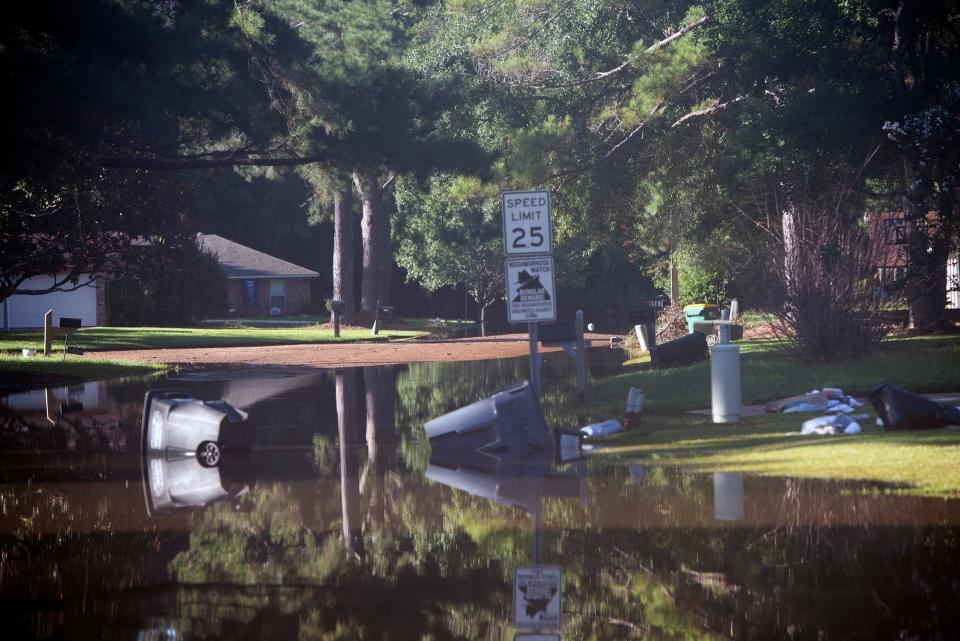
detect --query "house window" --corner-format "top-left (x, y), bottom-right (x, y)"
top-left (884, 218), bottom-right (906, 245)
top-left (270, 280), bottom-right (286, 315)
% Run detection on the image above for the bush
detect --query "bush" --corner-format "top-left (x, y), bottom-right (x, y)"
top-left (108, 237), bottom-right (227, 326)
top-left (770, 205), bottom-right (891, 362)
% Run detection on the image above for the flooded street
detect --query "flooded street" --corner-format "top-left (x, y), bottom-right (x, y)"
top-left (2, 353), bottom-right (959, 640)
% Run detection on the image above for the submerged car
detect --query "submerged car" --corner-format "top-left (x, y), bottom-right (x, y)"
top-left (140, 389), bottom-right (255, 516)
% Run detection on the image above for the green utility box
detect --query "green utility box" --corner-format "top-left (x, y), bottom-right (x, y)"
top-left (683, 303), bottom-right (722, 333)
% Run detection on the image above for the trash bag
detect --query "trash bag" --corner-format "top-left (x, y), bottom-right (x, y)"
top-left (868, 385), bottom-right (960, 431)
top-left (649, 332), bottom-right (708, 368)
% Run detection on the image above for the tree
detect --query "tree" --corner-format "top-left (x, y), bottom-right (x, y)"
top-left (0, 0), bottom-right (338, 302)
top-left (395, 175), bottom-right (505, 331)
top-left (106, 236), bottom-right (228, 326)
top-left (694, 0), bottom-right (960, 331)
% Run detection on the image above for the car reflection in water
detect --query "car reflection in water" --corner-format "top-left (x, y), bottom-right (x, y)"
top-left (140, 389), bottom-right (256, 516)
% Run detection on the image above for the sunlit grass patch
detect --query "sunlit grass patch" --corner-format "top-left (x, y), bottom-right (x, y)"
top-left (0, 352), bottom-right (166, 392)
top-left (580, 335), bottom-right (960, 497)
top-left (0, 324), bottom-right (429, 353)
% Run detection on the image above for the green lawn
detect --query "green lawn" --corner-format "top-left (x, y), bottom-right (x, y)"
top-left (0, 353), bottom-right (166, 393)
top-left (581, 335), bottom-right (960, 496)
top-left (0, 324), bottom-right (429, 353)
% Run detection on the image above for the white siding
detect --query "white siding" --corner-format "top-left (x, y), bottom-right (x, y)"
top-left (3, 274), bottom-right (98, 329)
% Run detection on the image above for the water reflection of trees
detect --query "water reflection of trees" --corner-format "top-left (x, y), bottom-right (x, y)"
top-left (4, 366), bottom-right (960, 640)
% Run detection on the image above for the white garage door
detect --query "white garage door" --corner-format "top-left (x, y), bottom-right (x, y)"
top-left (3, 274), bottom-right (98, 329)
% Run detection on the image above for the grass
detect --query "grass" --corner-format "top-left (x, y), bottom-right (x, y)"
top-left (0, 353), bottom-right (167, 392)
top-left (0, 324), bottom-right (429, 353)
top-left (738, 309), bottom-right (776, 329)
top-left (581, 335), bottom-right (960, 496)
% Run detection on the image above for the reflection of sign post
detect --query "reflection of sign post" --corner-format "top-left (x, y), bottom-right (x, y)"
top-left (514, 565), bottom-right (562, 629)
top-left (506, 256), bottom-right (557, 323)
top-left (502, 190), bottom-right (552, 256)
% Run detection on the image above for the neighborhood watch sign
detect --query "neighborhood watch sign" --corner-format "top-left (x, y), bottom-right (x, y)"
top-left (505, 254), bottom-right (556, 322)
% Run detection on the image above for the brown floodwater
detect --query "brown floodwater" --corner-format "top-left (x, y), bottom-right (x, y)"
top-left (1, 352), bottom-right (958, 641)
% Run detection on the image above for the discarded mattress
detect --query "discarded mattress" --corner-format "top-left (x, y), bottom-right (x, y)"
top-left (868, 385), bottom-right (960, 431)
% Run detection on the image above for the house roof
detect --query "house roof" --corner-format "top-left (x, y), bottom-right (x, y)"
top-left (197, 234), bottom-right (319, 280)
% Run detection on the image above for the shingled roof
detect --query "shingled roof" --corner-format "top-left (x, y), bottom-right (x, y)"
top-left (197, 234), bottom-right (319, 280)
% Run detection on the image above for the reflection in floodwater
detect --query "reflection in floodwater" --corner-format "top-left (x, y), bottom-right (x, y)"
top-left (713, 472), bottom-right (745, 522)
top-left (1, 355), bottom-right (959, 640)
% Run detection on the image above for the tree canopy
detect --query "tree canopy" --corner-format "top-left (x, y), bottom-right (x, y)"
top-left (3, 0), bottom-right (958, 339)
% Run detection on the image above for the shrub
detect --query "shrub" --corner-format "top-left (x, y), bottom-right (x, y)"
top-left (770, 204), bottom-right (892, 362)
top-left (108, 237), bottom-right (227, 326)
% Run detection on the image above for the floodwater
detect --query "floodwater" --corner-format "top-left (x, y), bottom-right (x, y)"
top-left (1, 351), bottom-right (959, 641)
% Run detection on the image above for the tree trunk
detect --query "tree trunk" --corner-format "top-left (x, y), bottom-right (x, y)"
top-left (782, 203), bottom-right (798, 299)
top-left (480, 301), bottom-right (490, 336)
top-left (353, 171), bottom-right (383, 314)
top-left (336, 369), bottom-right (363, 558)
top-left (363, 365), bottom-right (396, 533)
top-left (332, 181), bottom-right (355, 323)
top-left (378, 197), bottom-right (393, 308)
top-left (670, 261), bottom-right (680, 305)
top-left (888, 1), bottom-right (949, 331)
top-left (669, 206), bottom-right (680, 304)
top-left (903, 175), bottom-right (949, 330)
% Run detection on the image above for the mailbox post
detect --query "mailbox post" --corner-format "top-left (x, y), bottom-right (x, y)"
top-left (330, 300), bottom-right (346, 338)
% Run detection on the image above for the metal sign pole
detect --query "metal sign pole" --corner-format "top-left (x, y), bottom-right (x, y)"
top-left (528, 321), bottom-right (540, 398)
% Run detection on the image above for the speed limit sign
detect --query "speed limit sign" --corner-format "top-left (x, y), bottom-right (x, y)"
top-left (502, 190), bottom-right (552, 256)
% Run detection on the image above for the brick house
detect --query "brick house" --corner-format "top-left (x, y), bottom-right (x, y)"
top-left (868, 212), bottom-right (959, 309)
top-left (197, 234), bottom-right (319, 316)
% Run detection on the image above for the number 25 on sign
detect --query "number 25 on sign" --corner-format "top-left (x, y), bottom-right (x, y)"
top-left (502, 190), bottom-right (552, 256)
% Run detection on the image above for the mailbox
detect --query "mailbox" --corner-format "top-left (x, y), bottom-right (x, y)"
top-left (538, 320), bottom-right (577, 344)
top-left (330, 300), bottom-right (346, 314)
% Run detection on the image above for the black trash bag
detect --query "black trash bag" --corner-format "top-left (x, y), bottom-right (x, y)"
top-left (650, 332), bottom-right (708, 369)
top-left (868, 385), bottom-right (960, 431)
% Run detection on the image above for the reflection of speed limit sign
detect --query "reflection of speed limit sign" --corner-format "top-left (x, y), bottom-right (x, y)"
top-left (502, 190), bottom-right (552, 255)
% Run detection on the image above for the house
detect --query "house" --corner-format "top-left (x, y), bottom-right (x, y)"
top-left (868, 211), bottom-right (959, 309)
top-left (1, 235), bottom-right (319, 329)
top-left (1, 275), bottom-right (107, 330)
top-left (196, 234), bottom-right (319, 316)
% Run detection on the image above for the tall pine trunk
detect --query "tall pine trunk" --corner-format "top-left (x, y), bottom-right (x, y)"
top-left (336, 369), bottom-right (363, 558)
top-left (353, 171), bottom-right (381, 313)
top-left (363, 365), bottom-right (396, 532)
top-left (378, 197), bottom-right (392, 309)
top-left (332, 181), bottom-right (355, 323)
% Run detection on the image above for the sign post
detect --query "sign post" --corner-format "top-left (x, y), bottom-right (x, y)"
top-left (502, 190), bottom-right (555, 399)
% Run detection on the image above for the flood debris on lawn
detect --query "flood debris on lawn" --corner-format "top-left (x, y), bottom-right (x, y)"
top-left (801, 413), bottom-right (866, 436)
top-left (766, 388), bottom-right (864, 414)
top-left (869, 385), bottom-right (960, 431)
top-left (580, 419), bottom-right (624, 437)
